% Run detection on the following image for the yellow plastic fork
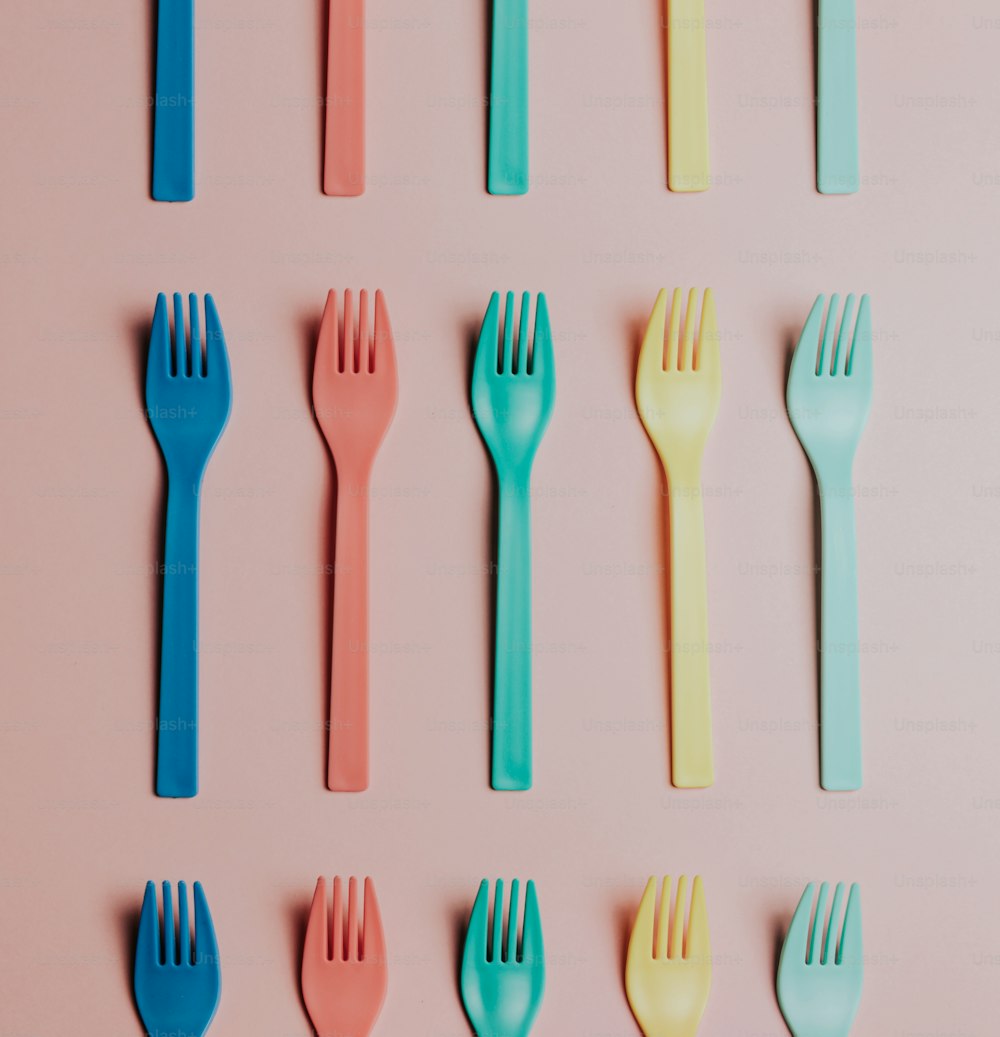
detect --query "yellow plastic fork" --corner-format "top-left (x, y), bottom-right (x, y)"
top-left (635, 289), bottom-right (721, 788)
top-left (626, 876), bottom-right (712, 1037)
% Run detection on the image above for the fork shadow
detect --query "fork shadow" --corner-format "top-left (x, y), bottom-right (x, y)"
top-left (129, 310), bottom-right (165, 793)
top-left (464, 316), bottom-right (497, 788)
top-left (629, 315), bottom-right (675, 786)
top-left (285, 892), bottom-right (312, 1015)
top-left (300, 311), bottom-right (339, 784)
top-left (114, 894), bottom-right (140, 1013)
top-left (782, 327), bottom-right (824, 786)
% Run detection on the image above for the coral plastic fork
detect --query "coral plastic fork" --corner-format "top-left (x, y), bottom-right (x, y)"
top-left (324, 0), bottom-right (365, 195)
top-left (313, 290), bottom-right (397, 791)
top-left (303, 877), bottom-right (388, 1037)
top-left (635, 289), bottom-right (721, 788)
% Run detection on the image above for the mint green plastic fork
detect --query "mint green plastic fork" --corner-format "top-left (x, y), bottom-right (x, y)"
top-left (786, 294), bottom-right (872, 791)
top-left (777, 882), bottom-right (863, 1037)
top-left (471, 292), bottom-right (555, 791)
top-left (461, 879), bottom-right (545, 1037)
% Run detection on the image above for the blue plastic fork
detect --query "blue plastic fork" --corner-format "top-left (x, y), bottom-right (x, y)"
top-left (152, 0), bottom-right (195, 201)
top-left (146, 293), bottom-right (232, 797)
top-left (135, 881), bottom-right (221, 1037)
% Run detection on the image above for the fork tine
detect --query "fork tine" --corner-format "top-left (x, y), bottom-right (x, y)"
top-left (516, 293), bottom-right (530, 374)
top-left (344, 290), bottom-right (356, 373)
top-left (680, 289), bottom-right (697, 370)
top-left (808, 882), bottom-right (829, 964)
top-left (666, 288), bottom-right (682, 371)
top-left (638, 290), bottom-right (668, 382)
top-left (818, 294), bottom-right (839, 375)
top-left (188, 293), bottom-right (202, 378)
top-left (848, 294), bottom-right (871, 378)
top-left (162, 881), bottom-right (175, 965)
top-left (193, 882), bottom-right (219, 966)
top-left (822, 882), bottom-right (844, 964)
top-left (838, 883), bottom-right (862, 966)
top-left (332, 876), bottom-right (344, 960)
top-left (668, 875), bottom-right (687, 959)
top-left (316, 290), bottom-right (340, 384)
top-left (697, 289), bottom-right (719, 373)
top-left (786, 882), bottom-right (815, 963)
top-left (491, 880), bottom-right (505, 962)
top-left (654, 876), bottom-right (670, 960)
top-left (520, 880), bottom-right (542, 965)
top-left (789, 295), bottom-right (826, 384)
top-left (172, 293), bottom-right (187, 377)
top-left (358, 290), bottom-right (371, 373)
top-left (501, 293), bottom-right (515, 374)
top-left (832, 294), bottom-right (856, 375)
top-left (347, 876), bottom-right (360, 961)
top-left (137, 881), bottom-right (160, 969)
top-left (305, 877), bottom-right (329, 962)
top-left (531, 293), bottom-right (553, 378)
top-left (362, 878), bottom-right (385, 963)
top-left (475, 293), bottom-right (501, 382)
top-left (505, 879), bottom-right (520, 962)
top-left (149, 294), bottom-right (171, 379)
top-left (373, 289), bottom-right (395, 375)
top-left (632, 877), bottom-right (657, 959)
top-left (204, 294), bottom-right (228, 380)
top-left (178, 881), bottom-right (191, 965)
top-left (468, 880), bottom-right (490, 960)
top-left (686, 876), bottom-right (710, 960)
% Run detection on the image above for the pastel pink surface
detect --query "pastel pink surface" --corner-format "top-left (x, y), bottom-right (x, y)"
top-left (1, 1), bottom-right (999, 1035)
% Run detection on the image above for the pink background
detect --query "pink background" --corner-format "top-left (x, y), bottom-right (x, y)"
top-left (2, 0), bottom-right (999, 1033)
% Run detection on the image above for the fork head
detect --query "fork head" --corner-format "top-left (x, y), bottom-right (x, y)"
top-left (625, 876), bottom-right (711, 1037)
top-left (302, 876), bottom-right (388, 1037)
top-left (471, 292), bottom-right (555, 483)
top-left (636, 289), bottom-right (721, 481)
top-left (786, 294), bottom-right (873, 477)
top-left (777, 882), bottom-right (863, 1037)
top-left (146, 293), bottom-right (232, 478)
top-left (461, 879), bottom-right (545, 1037)
top-left (134, 881), bottom-right (221, 1037)
top-left (312, 290), bottom-right (398, 483)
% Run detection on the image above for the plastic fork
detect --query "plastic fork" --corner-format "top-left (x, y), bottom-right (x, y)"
top-left (488, 0), bottom-right (529, 194)
top-left (461, 879), bottom-right (545, 1037)
top-left (635, 289), bottom-right (721, 788)
top-left (666, 0), bottom-right (711, 192)
top-left (777, 882), bottom-right (863, 1037)
top-left (324, 0), bottom-right (365, 195)
top-left (152, 0), bottom-right (195, 201)
top-left (146, 293), bottom-right (232, 797)
top-left (471, 292), bottom-right (555, 791)
top-left (312, 290), bottom-right (397, 791)
top-left (786, 293), bottom-right (872, 791)
top-left (302, 877), bottom-right (388, 1037)
top-left (134, 881), bottom-right (221, 1037)
top-left (626, 876), bottom-right (712, 1037)
top-left (817, 0), bottom-right (860, 194)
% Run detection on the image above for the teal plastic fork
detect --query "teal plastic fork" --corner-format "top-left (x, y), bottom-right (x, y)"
top-left (777, 882), bottom-right (863, 1037)
top-left (786, 294), bottom-right (872, 790)
top-left (471, 292), bottom-right (555, 791)
top-left (135, 881), bottom-right (221, 1037)
top-left (488, 0), bottom-right (529, 194)
top-left (817, 0), bottom-right (860, 194)
top-left (146, 293), bottom-right (232, 797)
top-left (461, 879), bottom-right (545, 1037)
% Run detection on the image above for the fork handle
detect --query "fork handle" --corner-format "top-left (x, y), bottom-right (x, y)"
top-left (817, 0), bottom-right (860, 194)
top-left (817, 473), bottom-right (863, 789)
top-left (488, 0), bottom-right (529, 194)
top-left (156, 473), bottom-right (202, 797)
top-left (666, 0), bottom-right (710, 192)
top-left (492, 473), bottom-right (533, 789)
top-left (667, 473), bottom-right (714, 787)
top-left (152, 0), bottom-right (195, 201)
top-left (328, 474), bottom-right (371, 790)
top-left (324, 0), bottom-right (365, 195)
